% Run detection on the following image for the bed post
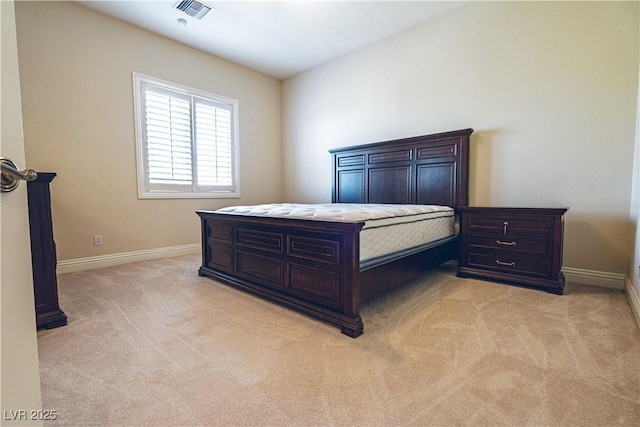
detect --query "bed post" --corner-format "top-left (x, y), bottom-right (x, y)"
top-left (339, 226), bottom-right (364, 337)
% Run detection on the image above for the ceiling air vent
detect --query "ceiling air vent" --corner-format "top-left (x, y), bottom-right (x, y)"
top-left (175, 0), bottom-right (212, 20)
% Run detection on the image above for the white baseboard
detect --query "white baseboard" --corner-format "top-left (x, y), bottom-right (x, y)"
top-left (562, 266), bottom-right (626, 290)
top-left (624, 277), bottom-right (640, 330)
top-left (562, 267), bottom-right (639, 331)
top-left (57, 243), bottom-right (200, 274)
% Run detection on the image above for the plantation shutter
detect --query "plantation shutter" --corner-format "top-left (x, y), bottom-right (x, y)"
top-left (194, 98), bottom-right (234, 191)
top-left (143, 85), bottom-right (193, 189)
top-left (137, 77), bottom-right (237, 196)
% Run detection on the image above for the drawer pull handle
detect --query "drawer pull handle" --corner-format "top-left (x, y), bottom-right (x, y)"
top-left (503, 221), bottom-right (508, 235)
top-left (496, 260), bottom-right (515, 267)
top-left (496, 240), bottom-right (516, 246)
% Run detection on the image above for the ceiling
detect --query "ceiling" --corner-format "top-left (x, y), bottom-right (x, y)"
top-left (76, 1), bottom-right (464, 80)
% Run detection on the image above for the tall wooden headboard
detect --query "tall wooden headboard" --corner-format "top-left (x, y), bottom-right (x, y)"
top-left (330, 128), bottom-right (473, 209)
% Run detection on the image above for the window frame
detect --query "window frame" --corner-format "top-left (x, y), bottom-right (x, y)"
top-left (133, 72), bottom-right (240, 199)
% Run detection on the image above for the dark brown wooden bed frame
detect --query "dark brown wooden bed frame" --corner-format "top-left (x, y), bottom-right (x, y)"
top-left (197, 128), bottom-right (473, 337)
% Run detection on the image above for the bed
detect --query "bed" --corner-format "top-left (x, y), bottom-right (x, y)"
top-left (197, 128), bottom-right (473, 337)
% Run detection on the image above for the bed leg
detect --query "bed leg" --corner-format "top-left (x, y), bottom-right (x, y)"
top-left (340, 316), bottom-right (364, 338)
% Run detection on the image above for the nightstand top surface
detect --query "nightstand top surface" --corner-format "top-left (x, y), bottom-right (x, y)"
top-left (457, 206), bottom-right (569, 215)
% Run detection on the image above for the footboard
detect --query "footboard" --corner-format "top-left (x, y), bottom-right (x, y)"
top-left (197, 211), bottom-right (366, 337)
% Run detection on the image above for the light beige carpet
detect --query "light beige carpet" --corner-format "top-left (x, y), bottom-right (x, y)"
top-left (38, 255), bottom-right (639, 426)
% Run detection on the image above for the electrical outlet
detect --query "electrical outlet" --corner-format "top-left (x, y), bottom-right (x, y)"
top-left (93, 235), bottom-right (103, 246)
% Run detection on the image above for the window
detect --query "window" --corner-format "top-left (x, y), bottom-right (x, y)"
top-left (133, 73), bottom-right (239, 198)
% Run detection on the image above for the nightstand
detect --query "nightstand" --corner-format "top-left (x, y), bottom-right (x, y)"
top-left (457, 207), bottom-right (568, 294)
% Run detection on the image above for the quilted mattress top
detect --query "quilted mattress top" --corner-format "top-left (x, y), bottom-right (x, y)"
top-left (215, 203), bottom-right (453, 228)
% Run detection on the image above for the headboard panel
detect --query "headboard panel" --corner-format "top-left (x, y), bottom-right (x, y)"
top-left (330, 128), bottom-right (473, 209)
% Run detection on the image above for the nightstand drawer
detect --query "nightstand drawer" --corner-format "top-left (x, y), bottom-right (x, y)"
top-left (467, 234), bottom-right (552, 256)
top-left (465, 215), bottom-right (554, 235)
top-left (467, 253), bottom-right (551, 279)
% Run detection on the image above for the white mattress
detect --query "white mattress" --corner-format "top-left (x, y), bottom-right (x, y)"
top-left (216, 203), bottom-right (456, 263)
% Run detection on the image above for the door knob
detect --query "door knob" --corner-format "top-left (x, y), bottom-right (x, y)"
top-left (1, 157), bottom-right (37, 192)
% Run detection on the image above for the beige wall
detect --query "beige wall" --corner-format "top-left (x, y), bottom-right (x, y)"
top-left (15, 1), bottom-right (282, 261)
top-left (14, 1), bottom-right (640, 277)
top-left (631, 5), bottom-right (640, 311)
top-left (282, 1), bottom-right (639, 275)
